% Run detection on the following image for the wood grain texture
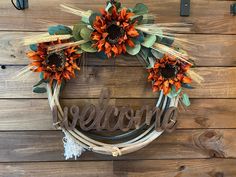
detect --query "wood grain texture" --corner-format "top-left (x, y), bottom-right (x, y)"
top-left (0, 129), bottom-right (235, 162)
top-left (0, 66), bottom-right (235, 98)
top-left (1, 32), bottom-right (236, 66)
top-left (0, 99), bottom-right (236, 130)
top-left (0, 0), bottom-right (235, 34)
top-left (0, 159), bottom-right (235, 177)
top-left (0, 0), bottom-right (236, 176)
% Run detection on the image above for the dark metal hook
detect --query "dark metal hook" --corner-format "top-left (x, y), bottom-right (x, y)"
top-left (231, 3), bottom-right (236, 16)
top-left (11, 0), bottom-right (28, 10)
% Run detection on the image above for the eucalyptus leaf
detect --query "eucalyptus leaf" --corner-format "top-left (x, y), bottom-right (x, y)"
top-left (141, 14), bottom-right (155, 24)
top-left (160, 36), bottom-right (174, 46)
top-left (182, 83), bottom-right (194, 89)
top-left (141, 34), bottom-right (156, 48)
top-left (140, 47), bottom-right (150, 60)
top-left (147, 57), bottom-right (155, 69)
top-left (126, 43), bottom-right (141, 56)
top-left (81, 10), bottom-right (93, 24)
top-left (80, 27), bottom-right (93, 41)
top-left (73, 23), bottom-right (87, 41)
top-left (89, 12), bottom-right (101, 27)
top-left (136, 30), bottom-right (144, 43)
top-left (81, 42), bottom-right (97, 53)
top-left (154, 28), bottom-right (163, 42)
top-left (30, 44), bottom-right (37, 51)
top-left (133, 3), bottom-right (148, 15)
top-left (114, 1), bottom-right (121, 10)
top-left (132, 38), bottom-right (141, 45)
top-left (39, 72), bottom-right (44, 80)
top-left (96, 51), bottom-right (108, 60)
top-left (75, 49), bottom-right (84, 54)
top-left (48, 25), bottom-right (72, 35)
top-left (105, 2), bottom-right (113, 12)
top-left (131, 15), bottom-right (143, 24)
top-left (106, 1), bottom-right (121, 10)
top-left (33, 87), bottom-right (47, 94)
top-left (82, 16), bottom-right (89, 24)
top-left (127, 8), bottom-right (133, 12)
top-left (33, 79), bottom-right (45, 87)
top-left (182, 93), bottom-right (191, 107)
top-left (167, 87), bottom-right (182, 98)
top-left (151, 49), bottom-right (164, 59)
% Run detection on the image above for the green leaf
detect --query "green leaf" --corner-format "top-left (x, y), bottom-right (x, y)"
top-left (81, 17), bottom-right (89, 24)
top-left (48, 25), bottom-right (72, 35)
top-left (81, 42), bottom-right (97, 53)
top-left (167, 87), bottom-right (182, 98)
top-left (131, 38), bottom-right (141, 45)
top-left (33, 87), bottom-right (47, 94)
top-left (141, 14), bottom-right (155, 24)
top-left (72, 23), bottom-right (87, 41)
top-left (89, 12), bottom-right (101, 27)
top-left (130, 15), bottom-right (143, 24)
top-left (30, 44), bottom-right (37, 51)
top-left (81, 10), bottom-right (92, 24)
top-left (126, 43), bottom-right (141, 56)
top-left (114, 2), bottom-right (121, 10)
top-left (154, 29), bottom-right (163, 42)
top-left (160, 36), bottom-right (174, 46)
top-left (136, 30), bottom-right (144, 43)
top-left (106, 1), bottom-right (121, 11)
top-left (140, 47), bottom-right (150, 60)
top-left (105, 2), bottom-right (113, 12)
top-left (127, 8), bottom-right (133, 13)
top-left (75, 49), bottom-right (84, 54)
top-left (96, 51), bottom-right (108, 60)
top-left (80, 27), bottom-right (93, 41)
top-left (133, 3), bottom-right (148, 15)
top-left (182, 93), bottom-right (191, 107)
top-left (141, 34), bottom-right (156, 48)
top-left (151, 49), bottom-right (164, 59)
top-left (39, 72), bottom-right (44, 80)
top-left (147, 57), bottom-right (155, 69)
top-left (33, 79), bottom-right (45, 87)
top-left (182, 83), bottom-right (194, 89)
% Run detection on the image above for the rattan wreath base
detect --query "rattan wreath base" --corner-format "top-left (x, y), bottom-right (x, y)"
top-left (47, 83), bottom-right (179, 157)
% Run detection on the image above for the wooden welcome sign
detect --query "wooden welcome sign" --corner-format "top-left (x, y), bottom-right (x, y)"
top-left (52, 88), bottom-right (178, 133)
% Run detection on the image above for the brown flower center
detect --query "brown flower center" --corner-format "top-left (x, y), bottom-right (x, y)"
top-left (106, 24), bottom-right (124, 44)
top-left (160, 64), bottom-right (177, 79)
top-left (46, 52), bottom-right (66, 70)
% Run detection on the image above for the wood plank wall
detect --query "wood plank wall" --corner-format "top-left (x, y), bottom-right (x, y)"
top-left (0, 0), bottom-right (236, 176)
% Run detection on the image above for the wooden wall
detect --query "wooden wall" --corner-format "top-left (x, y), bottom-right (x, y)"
top-left (0, 0), bottom-right (236, 176)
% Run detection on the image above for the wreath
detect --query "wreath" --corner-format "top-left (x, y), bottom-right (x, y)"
top-left (19, 0), bottom-right (203, 159)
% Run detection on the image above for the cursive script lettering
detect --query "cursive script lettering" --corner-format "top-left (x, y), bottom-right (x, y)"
top-left (53, 89), bottom-right (177, 132)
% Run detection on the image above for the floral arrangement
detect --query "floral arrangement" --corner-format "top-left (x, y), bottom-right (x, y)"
top-left (18, 0), bottom-right (203, 159)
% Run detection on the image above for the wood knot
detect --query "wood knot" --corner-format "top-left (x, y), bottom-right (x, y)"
top-left (178, 165), bottom-right (186, 171)
top-left (205, 131), bottom-right (216, 138)
top-left (215, 172), bottom-right (224, 177)
top-left (192, 130), bottom-right (225, 158)
top-left (195, 117), bottom-right (209, 127)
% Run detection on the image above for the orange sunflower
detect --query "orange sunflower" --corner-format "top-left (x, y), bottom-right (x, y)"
top-left (148, 54), bottom-right (192, 95)
top-left (91, 6), bottom-right (139, 58)
top-left (27, 40), bottom-right (81, 85)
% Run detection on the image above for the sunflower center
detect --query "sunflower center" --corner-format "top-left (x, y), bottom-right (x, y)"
top-left (160, 64), bottom-right (177, 79)
top-left (46, 52), bottom-right (66, 70)
top-left (107, 24), bottom-right (124, 44)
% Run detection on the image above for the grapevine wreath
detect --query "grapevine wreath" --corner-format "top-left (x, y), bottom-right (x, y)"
top-left (18, 1), bottom-right (203, 159)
